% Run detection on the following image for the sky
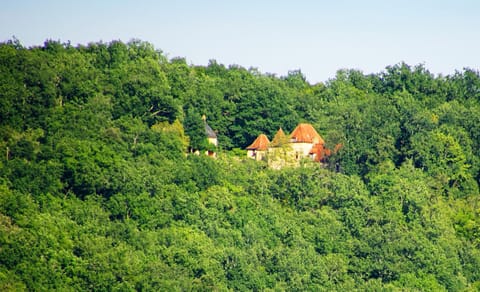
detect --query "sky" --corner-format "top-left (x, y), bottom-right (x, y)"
top-left (1, 0), bottom-right (479, 83)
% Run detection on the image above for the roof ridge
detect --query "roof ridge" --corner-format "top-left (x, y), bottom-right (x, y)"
top-left (290, 123), bottom-right (324, 144)
top-left (246, 134), bottom-right (270, 150)
top-left (205, 122), bottom-right (217, 138)
top-left (270, 128), bottom-right (289, 147)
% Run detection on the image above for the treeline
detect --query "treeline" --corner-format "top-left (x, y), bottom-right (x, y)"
top-left (0, 39), bottom-right (479, 290)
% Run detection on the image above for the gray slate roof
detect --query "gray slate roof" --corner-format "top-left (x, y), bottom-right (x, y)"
top-left (205, 122), bottom-right (217, 138)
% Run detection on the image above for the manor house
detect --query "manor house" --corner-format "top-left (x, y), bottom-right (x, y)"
top-left (246, 123), bottom-right (334, 168)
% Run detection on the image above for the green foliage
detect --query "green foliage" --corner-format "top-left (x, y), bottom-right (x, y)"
top-left (0, 38), bottom-right (479, 290)
top-left (183, 107), bottom-right (209, 151)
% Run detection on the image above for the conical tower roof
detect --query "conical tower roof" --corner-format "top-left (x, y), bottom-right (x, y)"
top-left (290, 123), bottom-right (324, 144)
top-left (246, 134), bottom-right (270, 150)
top-left (270, 128), bottom-right (289, 147)
top-left (202, 115), bottom-right (217, 138)
top-left (205, 122), bottom-right (217, 138)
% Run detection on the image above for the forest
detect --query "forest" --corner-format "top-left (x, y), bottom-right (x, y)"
top-left (0, 38), bottom-right (479, 291)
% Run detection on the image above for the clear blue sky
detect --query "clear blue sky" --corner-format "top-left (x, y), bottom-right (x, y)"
top-left (1, 0), bottom-right (479, 83)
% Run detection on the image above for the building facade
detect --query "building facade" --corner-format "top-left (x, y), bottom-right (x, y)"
top-left (246, 123), bottom-right (334, 168)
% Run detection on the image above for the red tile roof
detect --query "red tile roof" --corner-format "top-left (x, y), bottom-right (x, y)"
top-left (309, 143), bottom-right (322, 154)
top-left (310, 143), bottom-right (331, 162)
top-left (290, 123), bottom-right (324, 144)
top-left (334, 143), bottom-right (343, 153)
top-left (246, 134), bottom-right (270, 150)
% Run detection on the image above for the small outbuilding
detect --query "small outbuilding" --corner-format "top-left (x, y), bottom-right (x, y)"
top-left (246, 134), bottom-right (270, 161)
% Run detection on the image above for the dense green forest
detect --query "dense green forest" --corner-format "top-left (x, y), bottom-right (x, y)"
top-left (1, 38), bottom-right (480, 291)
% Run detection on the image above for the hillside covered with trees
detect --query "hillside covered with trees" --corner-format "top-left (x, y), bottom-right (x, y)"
top-left (0, 39), bottom-right (479, 291)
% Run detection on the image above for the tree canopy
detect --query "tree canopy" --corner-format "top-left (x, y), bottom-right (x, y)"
top-left (0, 39), bottom-right (479, 290)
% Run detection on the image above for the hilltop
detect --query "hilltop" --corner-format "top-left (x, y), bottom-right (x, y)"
top-left (0, 39), bottom-right (479, 290)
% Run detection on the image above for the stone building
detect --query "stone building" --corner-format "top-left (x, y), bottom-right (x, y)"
top-left (246, 123), bottom-right (335, 168)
